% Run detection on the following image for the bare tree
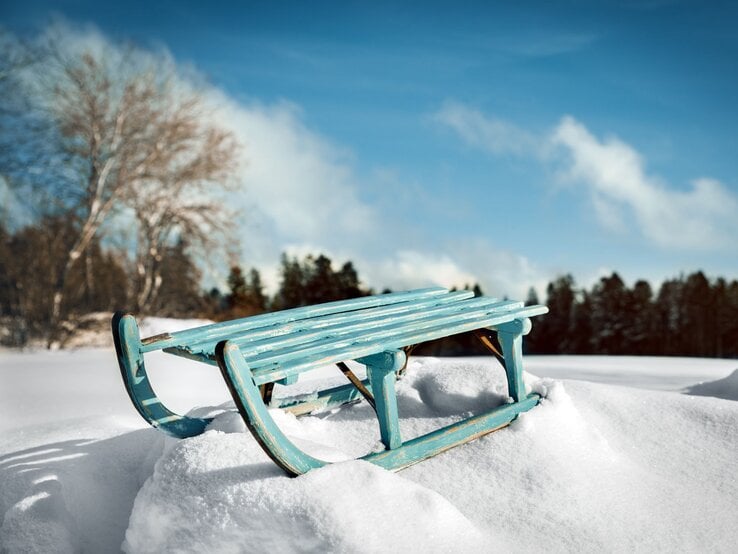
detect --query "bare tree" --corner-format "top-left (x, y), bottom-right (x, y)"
top-left (124, 121), bottom-right (237, 312)
top-left (3, 34), bottom-right (239, 344)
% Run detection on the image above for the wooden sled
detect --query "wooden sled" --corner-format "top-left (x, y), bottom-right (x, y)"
top-left (112, 287), bottom-right (547, 475)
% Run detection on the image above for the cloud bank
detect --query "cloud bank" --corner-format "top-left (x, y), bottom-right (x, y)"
top-left (436, 104), bottom-right (738, 252)
top-left (551, 117), bottom-right (738, 250)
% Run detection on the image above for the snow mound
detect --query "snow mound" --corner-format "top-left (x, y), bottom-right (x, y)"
top-left (401, 377), bottom-right (738, 552)
top-left (684, 368), bottom-right (738, 401)
top-left (401, 358), bottom-right (509, 416)
top-left (1, 475), bottom-right (78, 554)
top-left (123, 432), bottom-right (489, 553)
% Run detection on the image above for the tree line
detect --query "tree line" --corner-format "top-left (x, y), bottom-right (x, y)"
top-left (202, 253), bottom-right (368, 321)
top-left (2, 216), bottom-right (738, 358)
top-left (526, 272), bottom-right (738, 358)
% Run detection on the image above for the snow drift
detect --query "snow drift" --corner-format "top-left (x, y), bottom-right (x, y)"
top-left (1, 345), bottom-right (737, 553)
top-left (685, 368), bottom-right (738, 401)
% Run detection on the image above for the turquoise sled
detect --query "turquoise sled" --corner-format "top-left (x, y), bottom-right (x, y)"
top-left (112, 287), bottom-right (547, 475)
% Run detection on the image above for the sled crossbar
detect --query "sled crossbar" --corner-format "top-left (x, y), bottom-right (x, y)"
top-left (112, 287), bottom-right (547, 475)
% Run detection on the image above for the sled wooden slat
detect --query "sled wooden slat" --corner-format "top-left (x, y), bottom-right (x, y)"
top-left (249, 304), bottom-right (545, 386)
top-left (239, 296), bottom-right (517, 361)
top-left (139, 287), bottom-right (448, 353)
top-left (112, 287), bottom-right (548, 475)
top-left (163, 290), bottom-right (477, 362)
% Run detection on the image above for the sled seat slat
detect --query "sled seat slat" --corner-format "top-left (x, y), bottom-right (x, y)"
top-left (139, 287), bottom-right (448, 353)
top-left (160, 296), bottom-right (535, 375)
top-left (161, 289), bottom-right (477, 362)
top-left (248, 303), bottom-right (546, 386)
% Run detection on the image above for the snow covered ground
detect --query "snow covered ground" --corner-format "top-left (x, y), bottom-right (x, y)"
top-left (1, 321), bottom-right (737, 553)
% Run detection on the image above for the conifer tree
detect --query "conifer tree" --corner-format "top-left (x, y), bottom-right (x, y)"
top-left (524, 287), bottom-right (539, 306)
top-left (246, 268), bottom-right (268, 312)
top-left (589, 273), bottom-right (630, 354)
top-left (531, 274), bottom-right (576, 353)
top-left (629, 280), bottom-right (656, 354)
top-left (226, 265), bottom-right (249, 311)
top-left (275, 254), bottom-right (306, 309)
top-left (336, 261), bottom-right (363, 299)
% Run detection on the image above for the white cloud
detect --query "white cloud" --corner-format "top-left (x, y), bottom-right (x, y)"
top-left (199, 94), bottom-right (382, 289)
top-left (445, 239), bottom-right (547, 299)
top-left (209, 96), bottom-right (375, 242)
top-left (552, 116), bottom-right (738, 250)
top-left (433, 101), bottom-right (540, 157)
top-left (364, 250), bottom-right (478, 292)
top-left (435, 102), bottom-right (738, 252)
top-left (360, 242), bottom-right (545, 300)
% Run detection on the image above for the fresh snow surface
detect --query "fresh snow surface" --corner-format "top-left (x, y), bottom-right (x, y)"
top-left (525, 355), bottom-right (738, 392)
top-left (1, 321), bottom-right (737, 553)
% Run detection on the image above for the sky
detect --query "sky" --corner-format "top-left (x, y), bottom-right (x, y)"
top-left (2, 0), bottom-right (737, 298)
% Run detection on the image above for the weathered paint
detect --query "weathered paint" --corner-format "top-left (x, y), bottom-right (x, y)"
top-left (244, 298), bottom-right (521, 367)
top-left (363, 350), bottom-right (406, 449)
top-left (274, 381), bottom-right (368, 416)
top-left (215, 339), bottom-right (539, 475)
top-left (249, 304), bottom-right (546, 385)
top-left (496, 318), bottom-right (533, 402)
top-left (215, 341), bottom-right (327, 475)
top-left (361, 394), bottom-right (540, 470)
top-left (158, 290), bottom-right (477, 362)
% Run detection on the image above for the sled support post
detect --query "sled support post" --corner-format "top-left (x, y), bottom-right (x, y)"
top-left (361, 350), bottom-right (406, 450)
top-left (496, 318), bottom-right (532, 402)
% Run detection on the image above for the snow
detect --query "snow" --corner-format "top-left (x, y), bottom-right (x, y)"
top-left (124, 441), bottom-right (487, 553)
top-left (1, 328), bottom-right (737, 553)
top-left (685, 369), bottom-right (738, 401)
top-left (525, 355), bottom-right (737, 391)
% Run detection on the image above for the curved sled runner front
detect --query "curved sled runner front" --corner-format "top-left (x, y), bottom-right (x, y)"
top-left (113, 312), bottom-right (211, 437)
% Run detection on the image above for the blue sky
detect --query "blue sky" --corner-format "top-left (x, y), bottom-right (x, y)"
top-left (2, 0), bottom-right (737, 297)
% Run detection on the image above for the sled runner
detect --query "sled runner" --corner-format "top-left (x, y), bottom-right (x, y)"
top-left (112, 287), bottom-right (547, 475)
